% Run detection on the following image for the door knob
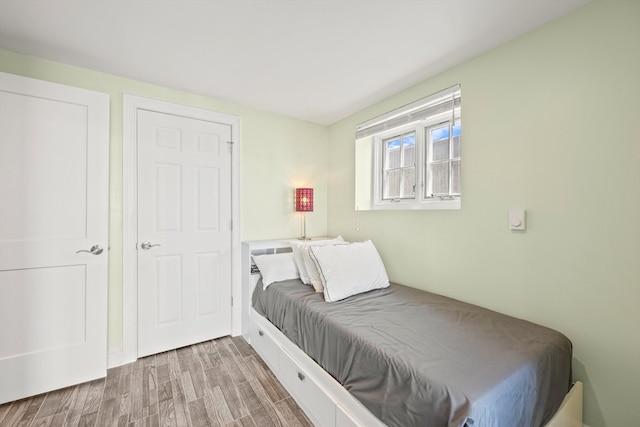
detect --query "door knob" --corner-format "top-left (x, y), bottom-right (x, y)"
top-left (76, 245), bottom-right (103, 255)
top-left (140, 242), bottom-right (161, 250)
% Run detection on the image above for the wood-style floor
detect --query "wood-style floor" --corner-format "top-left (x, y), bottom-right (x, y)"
top-left (0, 336), bottom-right (313, 427)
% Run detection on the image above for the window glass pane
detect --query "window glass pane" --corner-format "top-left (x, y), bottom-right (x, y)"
top-left (385, 138), bottom-right (401, 169)
top-left (431, 126), bottom-right (449, 141)
top-left (402, 134), bottom-right (415, 167)
top-left (384, 169), bottom-right (401, 199)
top-left (431, 162), bottom-right (449, 194)
top-left (383, 132), bottom-right (415, 200)
top-left (431, 126), bottom-right (449, 162)
top-left (452, 135), bottom-right (461, 159)
top-left (451, 160), bottom-right (461, 194)
top-left (402, 167), bottom-right (415, 197)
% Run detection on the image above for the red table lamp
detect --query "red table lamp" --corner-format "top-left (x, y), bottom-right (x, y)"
top-left (295, 188), bottom-right (313, 240)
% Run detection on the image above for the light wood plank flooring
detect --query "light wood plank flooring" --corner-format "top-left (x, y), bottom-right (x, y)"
top-left (0, 336), bottom-right (312, 427)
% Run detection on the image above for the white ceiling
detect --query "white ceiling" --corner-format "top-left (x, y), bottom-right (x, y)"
top-left (0, 0), bottom-right (589, 125)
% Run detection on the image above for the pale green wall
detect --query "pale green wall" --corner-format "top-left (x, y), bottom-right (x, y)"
top-left (0, 49), bottom-right (328, 351)
top-left (2, 1), bottom-right (638, 425)
top-left (327, 2), bottom-right (639, 426)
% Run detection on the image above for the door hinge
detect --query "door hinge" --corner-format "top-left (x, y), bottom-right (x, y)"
top-left (227, 140), bottom-right (234, 153)
top-left (230, 219), bottom-right (233, 230)
top-left (231, 296), bottom-right (234, 306)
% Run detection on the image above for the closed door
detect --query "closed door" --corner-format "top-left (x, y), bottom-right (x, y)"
top-left (137, 110), bottom-right (232, 357)
top-left (0, 73), bottom-right (109, 404)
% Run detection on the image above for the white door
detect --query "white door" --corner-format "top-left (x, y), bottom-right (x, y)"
top-left (0, 73), bottom-right (109, 404)
top-left (137, 110), bottom-right (232, 357)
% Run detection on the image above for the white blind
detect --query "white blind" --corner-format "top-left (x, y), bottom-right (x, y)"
top-left (356, 84), bottom-right (461, 139)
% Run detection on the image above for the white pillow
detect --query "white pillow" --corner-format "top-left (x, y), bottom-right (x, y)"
top-left (301, 238), bottom-right (347, 292)
top-left (309, 240), bottom-right (389, 302)
top-left (290, 242), bottom-right (313, 284)
top-left (252, 252), bottom-right (299, 289)
top-left (290, 236), bottom-right (344, 288)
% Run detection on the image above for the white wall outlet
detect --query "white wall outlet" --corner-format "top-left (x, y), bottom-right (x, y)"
top-left (509, 209), bottom-right (526, 230)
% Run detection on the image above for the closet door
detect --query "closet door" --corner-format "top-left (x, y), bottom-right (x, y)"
top-left (136, 109), bottom-right (232, 357)
top-left (0, 73), bottom-right (109, 403)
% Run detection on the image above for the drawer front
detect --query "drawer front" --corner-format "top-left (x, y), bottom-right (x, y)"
top-left (249, 322), bottom-right (280, 373)
top-left (280, 349), bottom-right (335, 427)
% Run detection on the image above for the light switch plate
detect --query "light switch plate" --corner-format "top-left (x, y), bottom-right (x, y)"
top-left (509, 209), bottom-right (526, 230)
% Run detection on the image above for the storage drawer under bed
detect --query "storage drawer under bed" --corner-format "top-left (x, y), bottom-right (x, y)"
top-left (280, 348), bottom-right (336, 427)
top-left (249, 321), bottom-right (280, 373)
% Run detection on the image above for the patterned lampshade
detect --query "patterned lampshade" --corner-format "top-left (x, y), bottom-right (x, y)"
top-left (295, 188), bottom-right (314, 212)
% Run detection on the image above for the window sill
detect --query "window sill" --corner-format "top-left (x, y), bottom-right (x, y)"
top-left (370, 198), bottom-right (461, 211)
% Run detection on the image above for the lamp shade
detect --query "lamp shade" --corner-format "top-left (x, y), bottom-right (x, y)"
top-left (295, 188), bottom-right (314, 212)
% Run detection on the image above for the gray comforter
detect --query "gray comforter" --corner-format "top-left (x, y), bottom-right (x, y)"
top-left (252, 280), bottom-right (572, 427)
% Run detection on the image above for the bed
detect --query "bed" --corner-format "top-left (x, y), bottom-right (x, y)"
top-left (241, 239), bottom-right (583, 427)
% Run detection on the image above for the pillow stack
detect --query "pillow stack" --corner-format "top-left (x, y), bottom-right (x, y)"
top-left (290, 236), bottom-right (346, 292)
top-left (309, 240), bottom-right (389, 302)
top-left (253, 237), bottom-right (390, 303)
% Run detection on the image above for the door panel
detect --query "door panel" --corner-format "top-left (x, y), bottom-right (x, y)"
top-left (196, 167), bottom-right (221, 230)
top-left (196, 252), bottom-right (220, 316)
top-left (137, 110), bottom-right (232, 357)
top-left (156, 163), bottom-right (182, 231)
top-left (0, 92), bottom-right (88, 241)
top-left (155, 254), bottom-right (183, 324)
top-left (0, 72), bottom-right (109, 404)
top-left (0, 266), bottom-right (87, 357)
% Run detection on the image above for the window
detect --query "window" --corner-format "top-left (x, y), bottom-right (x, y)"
top-left (356, 85), bottom-right (461, 210)
top-left (383, 131), bottom-right (415, 200)
top-left (426, 121), bottom-right (461, 199)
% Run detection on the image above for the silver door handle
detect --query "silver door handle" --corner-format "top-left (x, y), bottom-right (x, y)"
top-left (140, 242), bottom-right (161, 250)
top-left (76, 245), bottom-right (103, 255)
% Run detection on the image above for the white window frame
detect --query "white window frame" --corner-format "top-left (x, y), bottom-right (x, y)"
top-left (425, 118), bottom-right (461, 200)
top-left (359, 85), bottom-right (461, 211)
top-left (381, 129), bottom-right (417, 201)
top-left (372, 110), bottom-right (461, 210)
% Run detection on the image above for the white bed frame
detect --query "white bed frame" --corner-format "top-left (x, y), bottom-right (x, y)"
top-left (241, 240), bottom-right (583, 427)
